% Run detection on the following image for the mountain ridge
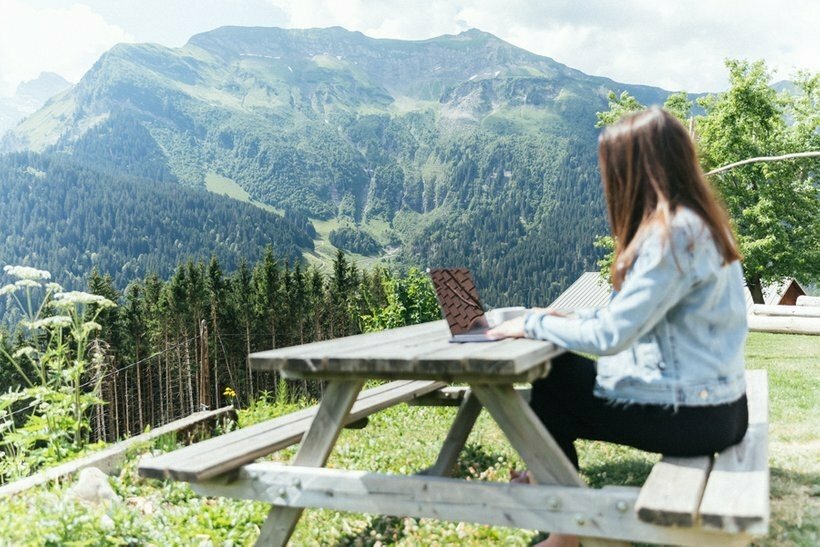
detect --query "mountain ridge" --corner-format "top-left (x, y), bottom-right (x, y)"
top-left (2, 26), bottom-right (684, 305)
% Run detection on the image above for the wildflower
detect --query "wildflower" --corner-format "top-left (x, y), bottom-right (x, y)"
top-left (3, 265), bottom-right (51, 280)
top-left (0, 284), bottom-right (17, 296)
top-left (13, 347), bottom-right (37, 359)
top-left (82, 321), bottom-right (103, 335)
top-left (23, 316), bottom-right (72, 330)
top-left (14, 279), bottom-right (41, 288)
top-left (53, 291), bottom-right (116, 308)
top-left (223, 387), bottom-right (237, 398)
top-left (45, 282), bottom-right (63, 292)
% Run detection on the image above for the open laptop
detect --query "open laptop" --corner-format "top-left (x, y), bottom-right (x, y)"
top-left (429, 268), bottom-right (499, 343)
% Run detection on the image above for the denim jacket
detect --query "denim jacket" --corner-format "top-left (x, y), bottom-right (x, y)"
top-left (524, 207), bottom-right (747, 407)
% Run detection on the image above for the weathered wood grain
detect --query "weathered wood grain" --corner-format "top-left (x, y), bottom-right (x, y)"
top-left (635, 455), bottom-right (713, 526)
top-left (420, 392), bottom-right (482, 477)
top-left (249, 320), bottom-right (563, 383)
top-left (752, 304), bottom-right (820, 318)
top-left (747, 314), bottom-right (820, 335)
top-left (138, 380), bottom-right (445, 482)
top-left (796, 295), bottom-right (820, 307)
top-left (194, 464), bottom-right (751, 546)
top-left (471, 384), bottom-right (584, 487)
top-left (257, 380), bottom-right (363, 546)
top-left (699, 370), bottom-right (769, 534)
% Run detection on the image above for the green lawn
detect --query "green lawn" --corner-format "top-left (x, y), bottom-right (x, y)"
top-left (0, 332), bottom-right (816, 545)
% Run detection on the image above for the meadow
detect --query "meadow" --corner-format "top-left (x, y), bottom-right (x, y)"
top-left (0, 332), bottom-right (816, 545)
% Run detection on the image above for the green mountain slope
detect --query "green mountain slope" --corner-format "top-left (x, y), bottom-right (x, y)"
top-left (3, 26), bottom-right (679, 305)
top-left (0, 153), bottom-right (312, 289)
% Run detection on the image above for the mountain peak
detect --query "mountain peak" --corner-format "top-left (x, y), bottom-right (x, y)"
top-left (15, 72), bottom-right (72, 102)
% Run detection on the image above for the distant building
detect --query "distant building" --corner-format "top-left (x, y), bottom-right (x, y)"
top-left (744, 278), bottom-right (806, 312)
top-left (550, 272), bottom-right (806, 315)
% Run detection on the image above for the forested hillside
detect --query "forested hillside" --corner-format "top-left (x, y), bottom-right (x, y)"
top-left (0, 251), bottom-right (437, 458)
top-left (3, 27), bottom-right (683, 305)
top-left (0, 153), bottom-right (313, 291)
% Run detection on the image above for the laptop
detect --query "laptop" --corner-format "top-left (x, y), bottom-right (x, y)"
top-left (429, 268), bottom-right (499, 343)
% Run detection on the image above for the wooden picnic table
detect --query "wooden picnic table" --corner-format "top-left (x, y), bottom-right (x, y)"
top-left (185, 319), bottom-right (768, 546)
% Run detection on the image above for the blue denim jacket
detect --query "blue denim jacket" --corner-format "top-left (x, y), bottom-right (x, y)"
top-left (524, 208), bottom-right (747, 407)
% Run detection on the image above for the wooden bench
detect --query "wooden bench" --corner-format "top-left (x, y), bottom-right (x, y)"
top-left (412, 371), bottom-right (770, 544)
top-left (634, 369), bottom-right (769, 542)
top-left (139, 379), bottom-right (445, 482)
top-left (141, 341), bottom-right (769, 546)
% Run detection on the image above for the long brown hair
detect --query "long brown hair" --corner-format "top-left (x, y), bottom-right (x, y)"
top-left (599, 107), bottom-right (741, 290)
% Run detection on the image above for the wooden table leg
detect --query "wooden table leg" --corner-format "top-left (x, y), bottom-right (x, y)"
top-left (470, 384), bottom-right (630, 547)
top-left (470, 383), bottom-right (583, 487)
top-left (256, 379), bottom-right (364, 546)
top-left (421, 391), bottom-right (482, 477)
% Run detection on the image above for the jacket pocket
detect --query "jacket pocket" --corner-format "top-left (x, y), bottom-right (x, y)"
top-left (632, 333), bottom-right (665, 380)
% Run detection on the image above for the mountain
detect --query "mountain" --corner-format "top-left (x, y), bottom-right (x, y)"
top-left (0, 72), bottom-right (72, 136)
top-left (0, 153), bottom-right (312, 290)
top-left (3, 27), bottom-right (682, 305)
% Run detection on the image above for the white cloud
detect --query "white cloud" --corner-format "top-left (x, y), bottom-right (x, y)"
top-left (0, 1), bottom-right (814, 95)
top-left (268, 0), bottom-right (819, 92)
top-left (0, 1), bottom-right (133, 96)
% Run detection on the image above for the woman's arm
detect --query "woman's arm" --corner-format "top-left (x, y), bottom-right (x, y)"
top-left (510, 224), bottom-right (701, 354)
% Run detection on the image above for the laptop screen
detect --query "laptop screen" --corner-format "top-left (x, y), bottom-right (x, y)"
top-left (429, 268), bottom-right (490, 335)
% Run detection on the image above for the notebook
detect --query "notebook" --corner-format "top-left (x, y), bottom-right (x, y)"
top-left (429, 268), bottom-right (499, 343)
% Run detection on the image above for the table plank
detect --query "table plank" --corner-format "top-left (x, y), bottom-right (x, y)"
top-left (250, 321), bottom-right (447, 370)
top-left (635, 455), bottom-right (713, 526)
top-left (699, 370), bottom-right (769, 534)
top-left (195, 464), bottom-right (752, 545)
top-left (252, 322), bottom-right (562, 382)
top-left (139, 380), bottom-right (445, 482)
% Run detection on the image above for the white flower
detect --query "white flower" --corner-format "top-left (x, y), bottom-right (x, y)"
top-left (13, 346), bottom-right (37, 359)
top-left (3, 266), bottom-right (51, 280)
top-left (14, 279), bottom-right (41, 288)
top-left (82, 321), bottom-right (102, 334)
top-left (45, 282), bottom-right (63, 292)
top-left (53, 291), bottom-right (116, 308)
top-left (0, 284), bottom-right (17, 296)
top-left (23, 316), bottom-right (73, 330)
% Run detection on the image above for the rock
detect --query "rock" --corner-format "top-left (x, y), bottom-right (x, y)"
top-left (67, 467), bottom-right (121, 507)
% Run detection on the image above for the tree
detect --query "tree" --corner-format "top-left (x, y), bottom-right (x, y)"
top-left (595, 91), bottom-right (647, 127)
top-left (697, 60), bottom-right (820, 302)
top-left (597, 60), bottom-right (820, 303)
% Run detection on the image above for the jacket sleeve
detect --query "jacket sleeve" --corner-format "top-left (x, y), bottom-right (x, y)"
top-left (525, 224), bottom-right (698, 355)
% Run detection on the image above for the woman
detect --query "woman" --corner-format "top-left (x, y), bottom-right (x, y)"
top-left (487, 107), bottom-right (749, 547)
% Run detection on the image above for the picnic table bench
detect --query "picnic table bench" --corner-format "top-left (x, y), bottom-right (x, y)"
top-left (139, 319), bottom-right (769, 546)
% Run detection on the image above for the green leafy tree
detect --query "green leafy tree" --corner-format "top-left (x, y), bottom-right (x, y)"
top-left (697, 60), bottom-right (820, 302)
top-left (362, 268), bottom-right (439, 332)
top-left (595, 91), bottom-right (647, 127)
top-left (597, 60), bottom-right (820, 302)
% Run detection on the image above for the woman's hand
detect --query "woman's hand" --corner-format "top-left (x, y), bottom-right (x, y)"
top-left (486, 316), bottom-right (526, 339)
top-left (487, 309), bottom-right (567, 340)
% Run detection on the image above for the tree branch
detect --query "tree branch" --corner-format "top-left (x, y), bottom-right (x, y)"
top-left (706, 151), bottom-right (820, 176)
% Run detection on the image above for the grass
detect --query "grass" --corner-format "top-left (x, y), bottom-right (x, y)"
top-left (305, 217), bottom-right (394, 273)
top-left (204, 172), bottom-right (282, 215)
top-left (204, 173), bottom-right (393, 272)
top-left (0, 332), bottom-right (816, 544)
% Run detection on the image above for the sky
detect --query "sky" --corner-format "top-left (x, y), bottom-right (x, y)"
top-left (0, 0), bottom-right (817, 97)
